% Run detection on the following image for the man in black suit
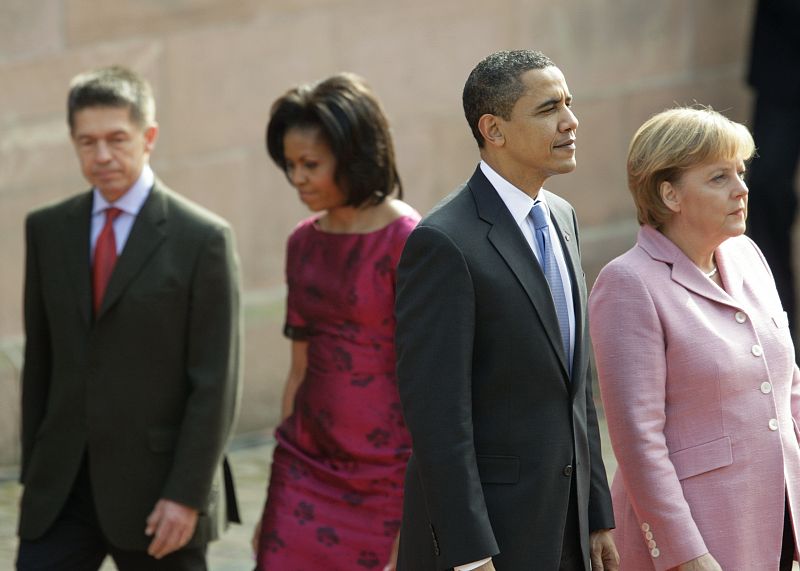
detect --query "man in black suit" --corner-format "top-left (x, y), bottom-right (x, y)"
top-left (395, 50), bottom-right (617, 570)
top-left (17, 65), bottom-right (241, 570)
top-left (746, 0), bottom-right (800, 341)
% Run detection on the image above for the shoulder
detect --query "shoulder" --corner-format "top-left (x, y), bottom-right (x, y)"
top-left (541, 189), bottom-right (575, 214)
top-left (158, 184), bottom-right (230, 231)
top-left (418, 184), bottom-right (474, 231)
top-left (385, 198), bottom-right (420, 222)
top-left (592, 245), bottom-right (656, 301)
top-left (286, 215), bottom-right (318, 244)
top-left (27, 191), bottom-right (90, 227)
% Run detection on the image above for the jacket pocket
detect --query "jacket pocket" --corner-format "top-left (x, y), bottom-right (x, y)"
top-left (669, 435), bottom-right (732, 480)
top-left (148, 428), bottom-right (178, 453)
top-left (476, 454), bottom-right (520, 484)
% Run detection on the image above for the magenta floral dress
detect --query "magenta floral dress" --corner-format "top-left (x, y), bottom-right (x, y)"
top-left (255, 212), bottom-right (419, 570)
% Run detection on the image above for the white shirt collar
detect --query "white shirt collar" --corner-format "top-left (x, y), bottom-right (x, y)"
top-left (479, 160), bottom-right (551, 223)
top-left (92, 164), bottom-right (154, 216)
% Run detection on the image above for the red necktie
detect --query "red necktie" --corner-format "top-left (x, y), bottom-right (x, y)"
top-left (93, 207), bottom-right (122, 315)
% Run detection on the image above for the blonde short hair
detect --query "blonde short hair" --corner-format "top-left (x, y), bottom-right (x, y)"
top-left (627, 106), bottom-right (755, 229)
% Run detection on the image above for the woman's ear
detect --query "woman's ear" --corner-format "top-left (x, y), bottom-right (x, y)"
top-left (660, 180), bottom-right (681, 213)
top-left (478, 114), bottom-right (504, 148)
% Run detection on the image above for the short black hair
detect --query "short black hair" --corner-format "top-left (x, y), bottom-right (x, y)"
top-left (67, 65), bottom-right (155, 132)
top-left (463, 50), bottom-right (555, 147)
top-left (266, 72), bottom-right (402, 206)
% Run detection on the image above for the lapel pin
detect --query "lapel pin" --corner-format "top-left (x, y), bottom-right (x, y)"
top-left (564, 232), bottom-right (570, 241)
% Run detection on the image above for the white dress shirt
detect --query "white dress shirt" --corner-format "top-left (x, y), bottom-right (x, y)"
top-left (454, 162), bottom-right (577, 571)
top-left (90, 164), bottom-right (154, 258)
top-left (480, 160), bottom-right (575, 362)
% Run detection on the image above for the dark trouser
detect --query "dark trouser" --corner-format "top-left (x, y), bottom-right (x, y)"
top-left (16, 457), bottom-right (207, 571)
top-left (559, 475), bottom-right (583, 571)
top-left (781, 500), bottom-right (796, 571)
top-left (747, 93), bottom-right (800, 343)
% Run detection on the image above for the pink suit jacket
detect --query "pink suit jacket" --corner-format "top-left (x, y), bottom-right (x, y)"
top-left (589, 225), bottom-right (800, 570)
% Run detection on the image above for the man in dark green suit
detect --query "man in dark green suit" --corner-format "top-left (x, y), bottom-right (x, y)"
top-left (17, 66), bottom-right (241, 570)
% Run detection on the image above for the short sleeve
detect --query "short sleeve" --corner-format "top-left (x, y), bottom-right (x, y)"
top-left (283, 227), bottom-right (310, 340)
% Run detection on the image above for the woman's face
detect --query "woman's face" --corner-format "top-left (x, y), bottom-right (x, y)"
top-left (282, 127), bottom-right (347, 212)
top-left (664, 156), bottom-right (749, 244)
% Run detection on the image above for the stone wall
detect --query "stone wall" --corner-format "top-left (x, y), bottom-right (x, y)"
top-left (0, 0), bottom-right (757, 467)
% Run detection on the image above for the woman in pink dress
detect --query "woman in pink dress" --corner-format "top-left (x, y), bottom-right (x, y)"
top-left (253, 73), bottom-right (419, 571)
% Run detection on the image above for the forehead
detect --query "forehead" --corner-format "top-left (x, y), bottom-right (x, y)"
top-left (283, 126), bottom-right (331, 154)
top-left (518, 66), bottom-right (570, 103)
top-left (71, 106), bottom-right (137, 135)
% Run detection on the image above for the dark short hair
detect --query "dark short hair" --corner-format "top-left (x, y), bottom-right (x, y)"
top-left (463, 50), bottom-right (555, 147)
top-left (67, 65), bottom-right (155, 131)
top-left (266, 73), bottom-right (402, 206)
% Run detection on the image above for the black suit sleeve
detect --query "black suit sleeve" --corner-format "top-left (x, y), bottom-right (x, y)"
top-left (20, 214), bottom-right (52, 484)
top-left (571, 209), bottom-right (614, 532)
top-left (160, 224), bottom-right (241, 511)
top-left (395, 225), bottom-right (499, 568)
top-left (584, 359), bottom-right (615, 531)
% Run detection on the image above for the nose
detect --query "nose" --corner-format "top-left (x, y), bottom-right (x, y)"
top-left (287, 166), bottom-right (306, 187)
top-left (561, 106), bottom-right (579, 132)
top-left (735, 175), bottom-right (749, 197)
top-left (94, 140), bottom-right (112, 163)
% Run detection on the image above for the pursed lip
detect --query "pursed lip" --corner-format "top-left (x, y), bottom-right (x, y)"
top-left (729, 204), bottom-right (746, 216)
top-left (553, 137), bottom-right (576, 150)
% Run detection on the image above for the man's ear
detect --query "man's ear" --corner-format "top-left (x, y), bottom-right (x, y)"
top-left (660, 180), bottom-right (681, 213)
top-left (478, 114), bottom-right (504, 148)
top-left (143, 122), bottom-right (159, 153)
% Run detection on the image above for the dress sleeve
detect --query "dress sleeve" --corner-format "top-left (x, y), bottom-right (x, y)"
top-left (283, 228), bottom-right (310, 340)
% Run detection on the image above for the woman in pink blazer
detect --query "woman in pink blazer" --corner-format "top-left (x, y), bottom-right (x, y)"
top-left (589, 107), bottom-right (800, 571)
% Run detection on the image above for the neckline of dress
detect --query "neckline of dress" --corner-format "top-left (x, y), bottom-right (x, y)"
top-left (311, 214), bottom-right (412, 236)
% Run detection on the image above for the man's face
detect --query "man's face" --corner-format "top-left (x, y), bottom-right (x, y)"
top-left (71, 106), bottom-right (157, 203)
top-left (496, 66), bottom-right (578, 189)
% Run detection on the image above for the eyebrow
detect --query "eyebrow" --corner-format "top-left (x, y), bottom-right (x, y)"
top-left (534, 95), bottom-right (572, 111)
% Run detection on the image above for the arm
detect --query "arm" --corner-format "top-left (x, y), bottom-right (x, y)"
top-left (281, 340), bottom-right (308, 421)
top-left (585, 355), bottom-right (614, 531)
top-left (20, 214), bottom-right (52, 484)
top-left (589, 263), bottom-right (707, 571)
top-left (395, 226), bottom-right (498, 568)
top-left (148, 224), bottom-right (241, 556)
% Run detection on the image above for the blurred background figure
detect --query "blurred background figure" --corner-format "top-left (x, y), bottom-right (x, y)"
top-left (591, 107), bottom-right (800, 571)
top-left (252, 73), bottom-right (419, 571)
top-left (17, 65), bottom-right (241, 571)
top-left (746, 0), bottom-right (800, 341)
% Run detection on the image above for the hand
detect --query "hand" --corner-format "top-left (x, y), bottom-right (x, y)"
top-left (252, 519), bottom-right (262, 555)
top-left (590, 529), bottom-right (619, 571)
top-left (474, 561), bottom-right (496, 571)
top-left (676, 553), bottom-right (722, 571)
top-left (382, 532), bottom-right (400, 571)
top-left (145, 499), bottom-right (199, 559)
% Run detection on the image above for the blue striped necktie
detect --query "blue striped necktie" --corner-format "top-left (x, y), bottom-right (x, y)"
top-left (530, 201), bottom-right (571, 374)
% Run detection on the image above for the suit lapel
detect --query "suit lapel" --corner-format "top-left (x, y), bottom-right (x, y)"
top-left (64, 192), bottom-right (94, 326)
top-left (469, 168), bottom-right (570, 378)
top-left (637, 225), bottom-right (743, 311)
top-left (96, 182), bottom-right (168, 320)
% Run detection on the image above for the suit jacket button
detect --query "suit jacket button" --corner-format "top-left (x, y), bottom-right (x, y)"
top-left (563, 464), bottom-right (573, 476)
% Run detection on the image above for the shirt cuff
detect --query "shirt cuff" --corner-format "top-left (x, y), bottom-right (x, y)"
top-left (455, 557), bottom-right (492, 571)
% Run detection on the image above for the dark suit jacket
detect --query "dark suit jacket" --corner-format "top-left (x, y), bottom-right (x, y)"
top-left (19, 179), bottom-right (241, 550)
top-left (748, 0), bottom-right (800, 101)
top-left (395, 167), bottom-right (614, 570)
